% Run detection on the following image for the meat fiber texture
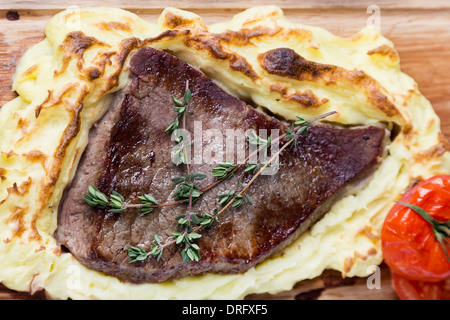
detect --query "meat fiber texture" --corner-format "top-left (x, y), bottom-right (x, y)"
top-left (0, 6), bottom-right (448, 299)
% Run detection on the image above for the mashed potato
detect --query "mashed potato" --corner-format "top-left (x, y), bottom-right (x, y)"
top-left (0, 6), bottom-right (448, 299)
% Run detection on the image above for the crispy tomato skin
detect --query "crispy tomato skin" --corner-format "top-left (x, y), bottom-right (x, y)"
top-left (392, 272), bottom-right (450, 300)
top-left (381, 175), bottom-right (450, 282)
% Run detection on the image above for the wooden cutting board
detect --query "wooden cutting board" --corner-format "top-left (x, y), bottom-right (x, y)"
top-left (1, 0), bottom-right (449, 300)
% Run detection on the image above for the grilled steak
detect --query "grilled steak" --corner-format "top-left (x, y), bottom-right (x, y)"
top-left (56, 47), bottom-right (386, 283)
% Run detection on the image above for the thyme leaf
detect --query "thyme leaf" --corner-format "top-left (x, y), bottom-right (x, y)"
top-left (244, 162), bottom-right (262, 174)
top-left (82, 186), bottom-right (126, 213)
top-left (248, 130), bottom-right (271, 149)
top-left (211, 162), bottom-right (237, 179)
top-left (149, 234), bottom-right (166, 261)
top-left (138, 194), bottom-right (159, 216)
top-left (128, 246), bottom-right (148, 263)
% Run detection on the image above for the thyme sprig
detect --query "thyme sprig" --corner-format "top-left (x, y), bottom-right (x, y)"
top-left (285, 117), bottom-right (312, 147)
top-left (165, 86), bottom-right (192, 133)
top-left (82, 186), bottom-right (118, 211)
top-left (83, 90), bottom-right (337, 264)
top-left (82, 186), bottom-right (158, 215)
top-left (168, 83), bottom-right (192, 167)
top-left (167, 82), bottom-right (206, 261)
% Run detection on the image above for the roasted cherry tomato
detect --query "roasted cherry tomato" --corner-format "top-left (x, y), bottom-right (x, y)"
top-left (392, 272), bottom-right (450, 300)
top-left (381, 175), bottom-right (450, 283)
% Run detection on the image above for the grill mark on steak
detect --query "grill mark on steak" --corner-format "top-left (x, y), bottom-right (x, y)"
top-left (56, 47), bottom-right (387, 283)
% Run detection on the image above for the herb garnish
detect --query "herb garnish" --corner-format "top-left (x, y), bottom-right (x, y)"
top-left (82, 186), bottom-right (157, 215)
top-left (211, 162), bottom-right (237, 180)
top-left (83, 85), bottom-right (337, 264)
top-left (128, 246), bottom-right (149, 263)
top-left (172, 173), bottom-right (206, 202)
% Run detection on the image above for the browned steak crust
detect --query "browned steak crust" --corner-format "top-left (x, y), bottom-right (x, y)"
top-left (56, 47), bottom-right (386, 283)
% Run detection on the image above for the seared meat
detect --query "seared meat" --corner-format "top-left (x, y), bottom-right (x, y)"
top-left (56, 47), bottom-right (386, 283)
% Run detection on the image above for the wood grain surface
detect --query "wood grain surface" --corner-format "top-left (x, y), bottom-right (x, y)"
top-left (0, 0), bottom-right (449, 300)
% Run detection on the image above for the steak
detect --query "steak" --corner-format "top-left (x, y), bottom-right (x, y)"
top-left (56, 47), bottom-right (387, 283)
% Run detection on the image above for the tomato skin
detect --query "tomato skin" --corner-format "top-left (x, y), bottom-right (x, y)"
top-left (381, 175), bottom-right (450, 282)
top-left (392, 272), bottom-right (450, 300)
